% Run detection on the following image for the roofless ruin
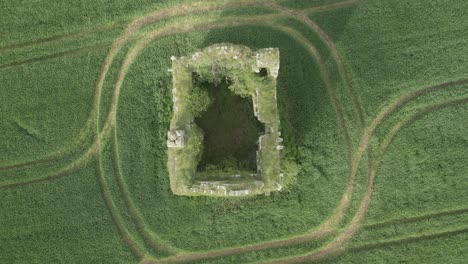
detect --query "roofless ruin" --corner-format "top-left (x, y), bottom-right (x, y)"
top-left (167, 43), bottom-right (283, 197)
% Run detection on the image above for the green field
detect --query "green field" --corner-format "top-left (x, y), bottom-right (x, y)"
top-left (1, 0), bottom-right (467, 263)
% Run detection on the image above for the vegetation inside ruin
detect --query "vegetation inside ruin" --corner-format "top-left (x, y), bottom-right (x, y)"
top-left (192, 76), bottom-right (264, 179)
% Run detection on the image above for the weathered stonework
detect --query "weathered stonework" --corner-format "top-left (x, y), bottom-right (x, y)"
top-left (167, 43), bottom-right (283, 197)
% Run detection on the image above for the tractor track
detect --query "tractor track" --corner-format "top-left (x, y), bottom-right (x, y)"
top-left (149, 204), bottom-right (468, 264)
top-left (0, 0), bottom-right (363, 185)
top-left (0, 2), bottom-right (274, 172)
top-left (0, 43), bottom-right (111, 70)
top-left (123, 2), bottom-right (468, 263)
top-left (0, 0), bottom-right (361, 56)
top-left (273, 1), bottom-right (366, 143)
top-left (364, 206), bottom-right (468, 230)
top-left (77, 1), bottom-right (361, 258)
top-left (261, 90), bottom-right (468, 264)
top-left (0, 0), bottom-right (361, 71)
top-left (107, 18), bottom-right (341, 262)
top-left (111, 128), bottom-right (181, 255)
top-left (305, 0), bottom-right (364, 14)
top-left (0, 144), bottom-right (95, 189)
top-left (95, 137), bottom-right (148, 259)
top-left (0, 121), bottom-right (113, 189)
top-left (95, 1), bottom-right (357, 260)
top-left (0, 0), bottom-right (360, 181)
top-left (0, 22), bottom-right (122, 53)
top-left (3, 0), bottom-right (467, 263)
top-left (272, 1), bottom-right (372, 233)
top-left (0, 119), bottom-right (94, 172)
top-left (348, 225), bottom-right (468, 253)
top-left (378, 97), bottom-right (468, 162)
top-left (122, 23), bottom-right (342, 259)
top-left (1, 4), bottom-right (356, 258)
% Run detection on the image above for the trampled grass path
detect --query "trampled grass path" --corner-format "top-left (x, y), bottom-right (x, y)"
top-left (110, 129), bottom-right (181, 256)
top-left (262, 87), bottom-right (468, 264)
top-left (0, 0), bottom-right (363, 175)
top-left (0, 1), bottom-right (360, 256)
top-left (0, 0), bottom-right (269, 173)
top-left (0, 22), bottom-right (122, 53)
top-left (0, 127), bottom-right (110, 189)
top-left (269, 88), bottom-right (468, 263)
top-left (2, 0), bottom-right (468, 263)
top-left (105, 4), bottom-right (376, 260)
top-left (0, 0), bottom-right (343, 172)
top-left (107, 19), bottom-right (344, 262)
top-left (95, 142), bottom-right (148, 259)
top-left (364, 206), bottom-right (468, 229)
top-left (348, 225), bottom-right (468, 253)
top-left (91, 1), bottom-right (359, 260)
top-left (306, 0), bottom-right (365, 13)
top-left (0, 3), bottom-right (354, 258)
top-left (271, 2), bottom-right (372, 233)
top-left (0, 119), bottom-right (94, 172)
top-left (109, 3), bottom-right (468, 264)
top-left (0, 0), bottom-right (364, 70)
top-left (0, 0), bottom-right (362, 56)
top-left (0, 43), bottom-right (111, 70)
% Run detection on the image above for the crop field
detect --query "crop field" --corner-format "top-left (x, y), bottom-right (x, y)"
top-left (1, 0), bottom-right (467, 263)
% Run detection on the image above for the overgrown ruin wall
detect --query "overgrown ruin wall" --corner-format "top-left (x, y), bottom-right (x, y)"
top-left (167, 43), bottom-right (283, 197)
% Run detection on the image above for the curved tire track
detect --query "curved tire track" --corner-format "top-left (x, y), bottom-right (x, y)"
top-left (262, 91), bottom-right (468, 264)
top-left (364, 206), bottom-right (468, 230)
top-left (348, 226), bottom-right (468, 253)
top-left (271, 1), bottom-right (372, 233)
top-left (100, 7), bottom-right (355, 261)
top-left (1, 1), bottom-right (364, 262)
top-left (109, 18), bottom-right (335, 262)
top-left (63, 2), bottom-right (468, 263)
top-left (0, 119), bottom-right (94, 172)
top-left (111, 129), bottom-right (180, 255)
top-left (129, 10), bottom-right (377, 264)
top-left (0, 0), bottom-right (357, 173)
top-left (8, 1), bottom-right (463, 264)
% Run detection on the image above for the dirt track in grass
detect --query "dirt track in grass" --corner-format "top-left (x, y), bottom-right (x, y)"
top-left (3, 0), bottom-right (468, 263)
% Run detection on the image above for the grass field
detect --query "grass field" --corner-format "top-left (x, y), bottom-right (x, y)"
top-left (1, 0), bottom-right (467, 263)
